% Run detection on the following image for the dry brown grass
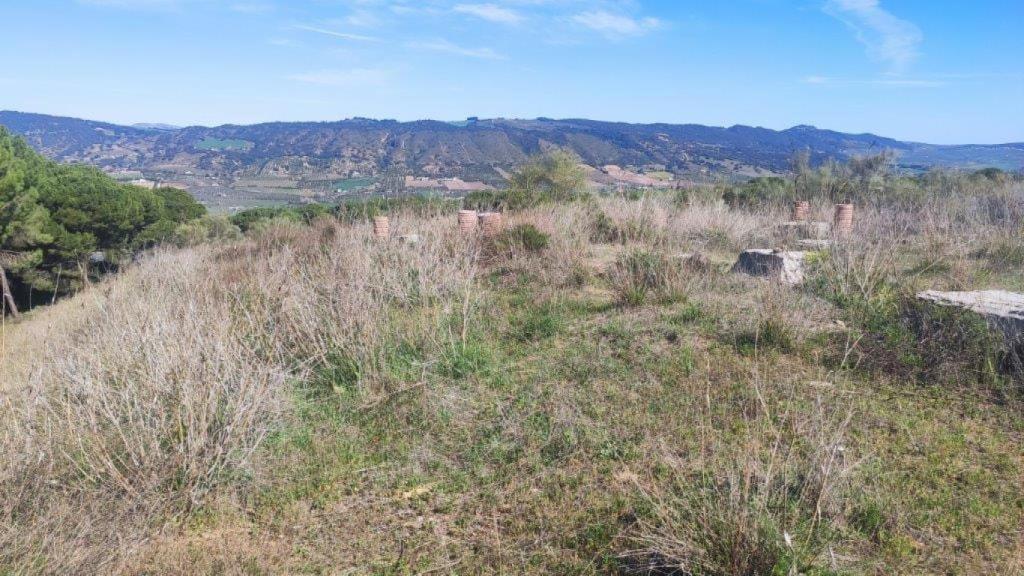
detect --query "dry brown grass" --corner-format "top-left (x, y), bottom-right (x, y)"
top-left (0, 214), bottom-right (482, 573)
top-left (1, 183), bottom-right (1021, 574)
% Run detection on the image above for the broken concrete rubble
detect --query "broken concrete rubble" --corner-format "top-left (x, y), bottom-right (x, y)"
top-left (916, 290), bottom-right (1024, 348)
top-left (778, 221), bottom-right (830, 239)
top-left (796, 239), bottom-right (831, 250)
top-left (731, 249), bottom-right (807, 285)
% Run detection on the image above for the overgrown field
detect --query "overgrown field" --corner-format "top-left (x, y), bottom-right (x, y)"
top-left (2, 181), bottom-right (1023, 574)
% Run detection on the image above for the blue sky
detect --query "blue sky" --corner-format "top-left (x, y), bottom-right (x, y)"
top-left (1, 0), bottom-right (1021, 144)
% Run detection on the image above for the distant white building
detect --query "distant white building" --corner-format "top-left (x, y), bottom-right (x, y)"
top-left (129, 178), bottom-right (157, 189)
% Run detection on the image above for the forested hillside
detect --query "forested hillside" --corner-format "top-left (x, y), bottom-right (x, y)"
top-left (0, 127), bottom-right (205, 311)
top-left (3, 111), bottom-right (1022, 184)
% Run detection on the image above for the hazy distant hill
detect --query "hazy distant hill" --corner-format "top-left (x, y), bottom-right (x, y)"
top-left (2, 111), bottom-right (1021, 183)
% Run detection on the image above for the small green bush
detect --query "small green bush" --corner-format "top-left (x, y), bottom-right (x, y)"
top-left (610, 249), bottom-right (683, 307)
top-left (589, 210), bottom-right (623, 244)
top-left (491, 223), bottom-right (550, 256)
top-left (173, 215), bottom-right (242, 246)
top-left (462, 190), bottom-right (505, 212)
top-left (508, 301), bottom-right (563, 343)
top-left (312, 351), bottom-right (362, 396)
top-left (721, 176), bottom-right (792, 208)
top-left (439, 340), bottom-right (493, 379)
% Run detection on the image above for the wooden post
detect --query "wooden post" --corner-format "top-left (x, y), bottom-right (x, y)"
top-left (0, 264), bottom-right (19, 318)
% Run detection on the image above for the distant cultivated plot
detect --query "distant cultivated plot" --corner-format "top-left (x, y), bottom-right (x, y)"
top-left (194, 137), bottom-right (253, 152)
top-left (330, 177), bottom-right (375, 192)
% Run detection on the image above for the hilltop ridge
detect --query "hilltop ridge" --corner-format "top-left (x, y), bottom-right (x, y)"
top-left (3, 110), bottom-right (1021, 181)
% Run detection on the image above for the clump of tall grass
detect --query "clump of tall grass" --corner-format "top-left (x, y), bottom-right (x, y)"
top-left (625, 390), bottom-right (856, 576)
top-left (609, 249), bottom-right (689, 306)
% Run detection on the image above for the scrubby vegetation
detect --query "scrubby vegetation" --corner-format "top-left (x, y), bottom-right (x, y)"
top-left (1, 156), bottom-right (1023, 574)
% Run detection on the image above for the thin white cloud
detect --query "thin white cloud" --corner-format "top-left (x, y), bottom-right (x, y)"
top-left (454, 3), bottom-right (524, 24)
top-left (572, 10), bottom-right (662, 38)
top-left (408, 39), bottom-right (506, 60)
top-left (293, 24), bottom-right (380, 42)
top-left (288, 68), bottom-right (389, 87)
top-left (825, 0), bottom-right (922, 72)
top-left (803, 75), bottom-right (944, 87)
top-left (344, 9), bottom-right (381, 28)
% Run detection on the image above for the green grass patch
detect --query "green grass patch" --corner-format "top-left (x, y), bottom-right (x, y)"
top-left (194, 137), bottom-right (253, 151)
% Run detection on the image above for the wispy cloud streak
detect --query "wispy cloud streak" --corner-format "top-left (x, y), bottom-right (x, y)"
top-left (572, 10), bottom-right (662, 38)
top-left (454, 3), bottom-right (523, 24)
top-left (803, 75), bottom-right (944, 87)
top-left (293, 24), bottom-right (380, 42)
top-left (825, 0), bottom-right (922, 72)
top-left (407, 39), bottom-right (505, 60)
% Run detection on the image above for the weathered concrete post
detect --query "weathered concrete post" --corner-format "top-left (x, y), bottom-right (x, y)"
top-left (833, 203), bottom-right (854, 236)
top-left (458, 209), bottom-right (478, 233)
top-left (372, 216), bottom-right (390, 240)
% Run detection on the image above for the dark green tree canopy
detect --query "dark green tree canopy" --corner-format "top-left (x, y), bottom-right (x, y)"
top-left (0, 126), bottom-right (205, 295)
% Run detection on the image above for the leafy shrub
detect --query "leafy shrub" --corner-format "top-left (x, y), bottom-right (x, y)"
top-left (230, 206), bottom-right (308, 232)
top-left (173, 215), bottom-right (242, 246)
top-left (463, 189), bottom-right (505, 212)
top-left (489, 223), bottom-right (550, 260)
top-left (504, 150), bottom-right (589, 210)
top-left (972, 167), bottom-right (1008, 183)
top-left (589, 210), bottom-right (624, 244)
top-left (722, 176), bottom-right (792, 208)
top-left (672, 187), bottom-right (691, 207)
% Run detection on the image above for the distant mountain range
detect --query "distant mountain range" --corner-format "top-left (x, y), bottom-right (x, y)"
top-left (2, 110), bottom-right (1021, 185)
